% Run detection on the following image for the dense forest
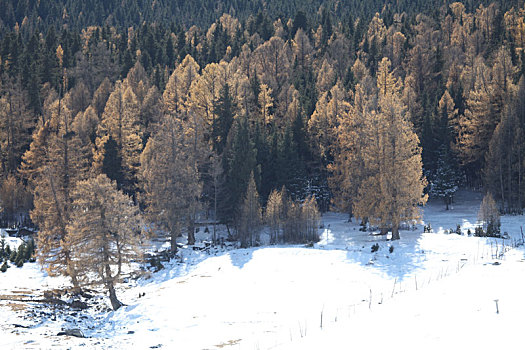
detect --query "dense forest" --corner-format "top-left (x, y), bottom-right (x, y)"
top-left (1, 0), bottom-right (525, 300)
top-left (2, 0), bottom-right (523, 30)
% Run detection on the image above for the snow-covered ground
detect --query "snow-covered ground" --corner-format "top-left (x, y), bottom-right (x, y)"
top-left (1, 189), bottom-right (524, 349)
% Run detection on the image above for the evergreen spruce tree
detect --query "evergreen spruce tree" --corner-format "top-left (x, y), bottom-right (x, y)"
top-left (237, 172), bottom-right (262, 247)
top-left (429, 145), bottom-right (460, 210)
top-left (220, 117), bottom-right (257, 225)
top-left (278, 126), bottom-right (304, 199)
top-left (101, 135), bottom-right (124, 185)
top-left (212, 83), bottom-right (235, 154)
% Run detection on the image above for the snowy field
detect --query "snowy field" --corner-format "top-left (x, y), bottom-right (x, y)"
top-left (1, 189), bottom-right (524, 349)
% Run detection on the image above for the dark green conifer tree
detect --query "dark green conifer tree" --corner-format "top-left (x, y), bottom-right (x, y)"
top-left (101, 135), bottom-right (124, 188)
top-left (212, 83), bottom-right (236, 154)
top-left (429, 145), bottom-right (460, 210)
top-left (219, 117), bottom-right (257, 224)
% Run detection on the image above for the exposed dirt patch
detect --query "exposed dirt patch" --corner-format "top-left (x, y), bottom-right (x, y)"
top-left (215, 339), bottom-right (242, 348)
top-left (11, 290), bottom-right (35, 295)
top-left (0, 294), bottom-right (34, 301)
top-left (5, 302), bottom-right (28, 311)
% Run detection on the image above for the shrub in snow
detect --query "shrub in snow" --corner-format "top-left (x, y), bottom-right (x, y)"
top-left (15, 242), bottom-right (32, 265)
top-left (486, 221), bottom-right (501, 237)
top-left (455, 224), bottom-right (462, 235)
top-left (389, 245), bottom-right (394, 254)
top-left (9, 250), bottom-right (16, 262)
top-left (474, 226), bottom-right (485, 237)
top-left (473, 224), bottom-right (502, 238)
top-left (24, 238), bottom-right (35, 261)
top-left (0, 261), bottom-right (7, 272)
top-left (16, 244), bottom-right (25, 261)
top-left (4, 244), bottom-right (11, 258)
top-left (0, 240), bottom-right (36, 266)
top-left (149, 256), bottom-right (164, 272)
top-left (0, 238), bottom-right (6, 260)
top-left (371, 243), bottom-right (379, 253)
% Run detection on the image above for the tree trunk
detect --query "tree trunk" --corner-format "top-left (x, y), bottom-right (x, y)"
top-left (516, 130), bottom-right (522, 209)
top-left (347, 206), bottom-right (353, 222)
top-left (391, 225), bottom-right (400, 240)
top-left (213, 183), bottom-right (217, 245)
top-left (170, 228), bottom-right (178, 255)
top-left (226, 224), bottom-right (232, 240)
top-left (69, 267), bottom-right (81, 292)
top-left (187, 221), bottom-right (195, 245)
top-left (116, 237), bottom-right (122, 276)
top-left (518, 140), bottom-right (522, 208)
top-left (499, 159), bottom-right (505, 210)
top-left (507, 148), bottom-right (513, 211)
top-left (107, 281), bottom-right (122, 311)
top-left (103, 234), bottom-right (122, 311)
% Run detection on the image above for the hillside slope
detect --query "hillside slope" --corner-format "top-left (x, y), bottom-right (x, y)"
top-left (1, 190), bottom-right (524, 349)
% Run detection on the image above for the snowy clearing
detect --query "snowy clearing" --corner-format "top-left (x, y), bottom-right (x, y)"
top-left (1, 189), bottom-right (524, 349)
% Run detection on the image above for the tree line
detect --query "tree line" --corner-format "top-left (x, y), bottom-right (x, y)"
top-left (2, 0), bottom-right (521, 33)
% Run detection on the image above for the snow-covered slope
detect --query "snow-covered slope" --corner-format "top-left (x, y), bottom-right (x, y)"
top-left (283, 248), bottom-right (525, 350)
top-left (1, 190), bottom-right (524, 349)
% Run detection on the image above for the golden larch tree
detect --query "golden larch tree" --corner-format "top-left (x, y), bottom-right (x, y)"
top-left (0, 78), bottom-right (35, 175)
top-left (94, 81), bottom-right (143, 193)
top-left (163, 54), bottom-right (200, 116)
top-left (21, 98), bottom-right (88, 288)
top-left (265, 187), bottom-right (286, 243)
top-left (258, 83), bottom-right (274, 126)
top-left (308, 81), bottom-right (351, 161)
top-left (329, 82), bottom-right (372, 217)
top-left (292, 29), bottom-right (313, 68)
top-left (66, 174), bottom-right (143, 310)
top-left (140, 113), bottom-right (202, 251)
top-left (353, 58), bottom-right (427, 240)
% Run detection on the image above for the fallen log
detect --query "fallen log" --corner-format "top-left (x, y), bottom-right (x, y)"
top-left (57, 328), bottom-right (85, 338)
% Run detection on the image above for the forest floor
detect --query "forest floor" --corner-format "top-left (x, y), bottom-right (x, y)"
top-left (1, 189), bottom-right (524, 349)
